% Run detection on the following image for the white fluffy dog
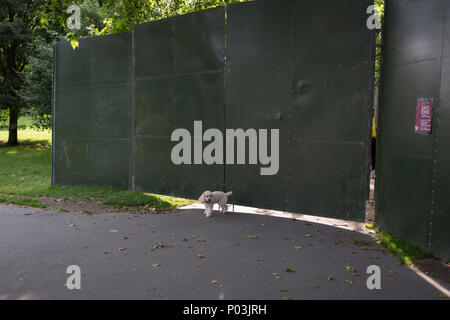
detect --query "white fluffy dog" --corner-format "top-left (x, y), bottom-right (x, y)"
top-left (198, 191), bottom-right (233, 218)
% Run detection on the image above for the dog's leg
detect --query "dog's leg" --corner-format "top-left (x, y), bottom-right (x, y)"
top-left (204, 204), bottom-right (210, 217)
top-left (205, 205), bottom-right (213, 218)
top-left (220, 203), bottom-right (228, 213)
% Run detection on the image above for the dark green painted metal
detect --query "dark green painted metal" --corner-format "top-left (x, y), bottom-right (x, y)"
top-left (224, 0), bottom-right (374, 221)
top-left (54, 32), bottom-right (132, 189)
top-left (224, 0), bottom-right (291, 212)
top-left (54, 0), bottom-right (375, 222)
top-left (133, 7), bottom-right (225, 199)
top-left (376, 0), bottom-right (450, 260)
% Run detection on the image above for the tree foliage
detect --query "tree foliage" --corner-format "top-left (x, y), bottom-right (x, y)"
top-left (82, 0), bottom-right (246, 37)
top-left (374, 0), bottom-right (385, 89)
top-left (0, 0), bottom-right (49, 144)
top-left (20, 36), bottom-right (53, 130)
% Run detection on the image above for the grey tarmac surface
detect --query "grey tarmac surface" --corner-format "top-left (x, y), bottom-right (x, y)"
top-left (0, 204), bottom-right (447, 300)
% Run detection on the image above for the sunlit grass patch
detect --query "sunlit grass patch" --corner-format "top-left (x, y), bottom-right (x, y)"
top-left (0, 116), bottom-right (52, 145)
top-left (101, 190), bottom-right (194, 208)
top-left (377, 230), bottom-right (433, 265)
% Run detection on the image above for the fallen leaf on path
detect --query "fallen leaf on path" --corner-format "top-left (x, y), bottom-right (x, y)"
top-left (345, 265), bottom-right (355, 273)
top-left (271, 272), bottom-right (280, 279)
top-left (153, 242), bottom-right (164, 249)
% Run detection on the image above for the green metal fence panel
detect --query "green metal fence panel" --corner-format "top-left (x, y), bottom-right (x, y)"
top-left (224, 0), bottom-right (374, 221)
top-left (133, 8), bottom-right (225, 199)
top-left (54, 40), bottom-right (90, 185)
top-left (54, 0), bottom-right (375, 222)
top-left (433, 1), bottom-right (450, 260)
top-left (54, 33), bottom-right (132, 188)
top-left (376, 0), bottom-right (450, 260)
top-left (224, 0), bottom-right (292, 213)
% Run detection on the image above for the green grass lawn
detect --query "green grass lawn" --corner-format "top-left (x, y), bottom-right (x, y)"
top-left (0, 117), bottom-right (194, 210)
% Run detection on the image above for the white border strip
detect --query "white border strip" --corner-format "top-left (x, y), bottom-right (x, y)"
top-left (407, 264), bottom-right (450, 298)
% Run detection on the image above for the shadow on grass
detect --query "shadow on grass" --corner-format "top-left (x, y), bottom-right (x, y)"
top-left (0, 139), bottom-right (50, 148)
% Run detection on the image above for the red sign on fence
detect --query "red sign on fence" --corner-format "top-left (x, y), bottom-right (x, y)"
top-left (415, 98), bottom-right (433, 134)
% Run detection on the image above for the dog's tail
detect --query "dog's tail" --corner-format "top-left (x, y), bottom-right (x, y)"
top-left (226, 191), bottom-right (233, 196)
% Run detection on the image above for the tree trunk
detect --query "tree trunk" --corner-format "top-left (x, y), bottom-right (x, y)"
top-left (7, 107), bottom-right (18, 146)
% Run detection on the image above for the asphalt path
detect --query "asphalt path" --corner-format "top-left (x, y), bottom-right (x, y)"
top-left (0, 204), bottom-right (447, 300)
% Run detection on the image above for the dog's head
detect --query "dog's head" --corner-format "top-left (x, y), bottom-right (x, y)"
top-left (199, 191), bottom-right (213, 203)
